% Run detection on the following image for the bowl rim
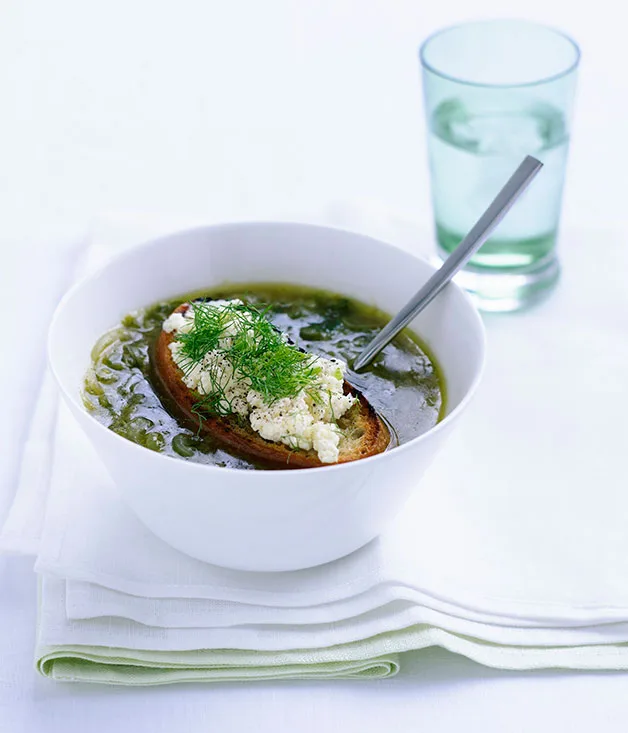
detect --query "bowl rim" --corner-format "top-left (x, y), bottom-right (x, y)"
top-left (47, 220), bottom-right (486, 476)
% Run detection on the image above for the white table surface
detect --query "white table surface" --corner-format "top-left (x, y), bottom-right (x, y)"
top-left (2, 1), bottom-right (628, 730)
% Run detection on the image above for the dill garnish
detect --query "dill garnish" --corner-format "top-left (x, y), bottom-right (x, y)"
top-left (175, 300), bottom-right (321, 411)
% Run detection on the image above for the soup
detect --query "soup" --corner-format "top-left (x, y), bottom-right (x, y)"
top-left (83, 284), bottom-right (445, 469)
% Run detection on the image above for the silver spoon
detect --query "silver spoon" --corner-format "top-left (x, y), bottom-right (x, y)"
top-left (351, 155), bottom-right (543, 373)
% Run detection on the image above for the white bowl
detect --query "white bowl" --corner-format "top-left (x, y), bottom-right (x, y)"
top-left (48, 222), bottom-right (485, 571)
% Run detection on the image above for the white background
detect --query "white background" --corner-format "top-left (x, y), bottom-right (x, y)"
top-left (2, 0), bottom-right (628, 730)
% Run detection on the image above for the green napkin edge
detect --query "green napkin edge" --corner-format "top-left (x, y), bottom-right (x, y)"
top-left (36, 623), bottom-right (628, 685)
top-left (37, 646), bottom-right (400, 684)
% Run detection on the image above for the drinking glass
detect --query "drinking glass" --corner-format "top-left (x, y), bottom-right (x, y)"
top-left (420, 20), bottom-right (580, 311)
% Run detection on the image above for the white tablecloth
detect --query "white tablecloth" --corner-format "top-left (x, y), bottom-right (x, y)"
top-left (3, 0), bottom-right (628, 730)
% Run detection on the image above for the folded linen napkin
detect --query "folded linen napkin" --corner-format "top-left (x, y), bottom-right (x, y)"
top-left (5, 209), bottom-right (628, 683)
top-left (38, 572), bottom-right (628, 685)
top-left (29, 404), bottom-right (628, 684)
top-left (36, 407), bottom-right (628, 631)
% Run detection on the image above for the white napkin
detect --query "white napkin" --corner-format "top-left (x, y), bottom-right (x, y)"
top-left (0, 371), bottom-right (58, 555)
top-left (35, 402), bottom-right (628, 629)
top-left (32, 399), bottom-right (628, 655)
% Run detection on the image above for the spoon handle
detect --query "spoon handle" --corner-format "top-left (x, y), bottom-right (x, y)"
top-left (352, 155), bottom-right (543, 371)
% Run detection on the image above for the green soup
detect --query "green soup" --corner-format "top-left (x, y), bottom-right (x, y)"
top-left (83, 284), bottom-right (445, 469)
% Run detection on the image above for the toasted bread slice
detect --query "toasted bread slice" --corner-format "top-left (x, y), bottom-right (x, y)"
top-left (150, 304), bottom-right (390, 469)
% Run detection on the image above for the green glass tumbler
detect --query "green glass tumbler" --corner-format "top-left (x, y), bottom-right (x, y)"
top-left (420, 20), bottom-right (580, 311)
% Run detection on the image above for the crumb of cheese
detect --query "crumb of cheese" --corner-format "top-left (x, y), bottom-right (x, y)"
top-left (163, 301), bottom-right (356, 463)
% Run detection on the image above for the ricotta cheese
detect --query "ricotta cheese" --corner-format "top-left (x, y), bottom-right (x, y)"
top-left (164, 300), bottom-right (356, 463)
